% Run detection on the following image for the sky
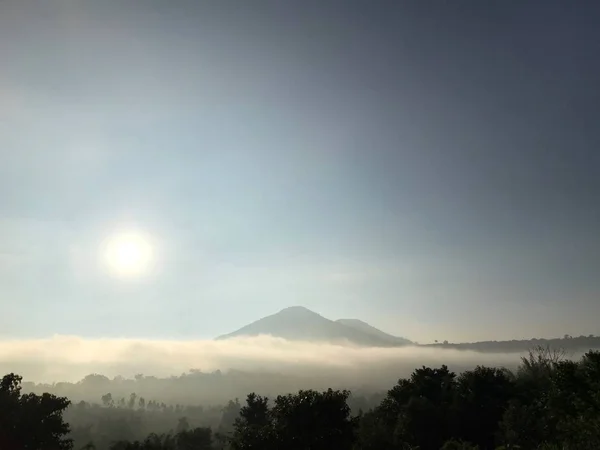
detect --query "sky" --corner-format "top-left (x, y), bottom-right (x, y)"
top-left (1, 0), bottom-right (599, 343)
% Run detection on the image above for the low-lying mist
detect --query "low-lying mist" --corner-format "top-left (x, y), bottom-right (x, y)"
top-left (0, 335), bottom-right (525, 386)
top-left (12, 335), bottom-right (586, 407)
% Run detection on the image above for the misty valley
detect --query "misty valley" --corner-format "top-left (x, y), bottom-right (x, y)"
top-left (3, 307), bottom-right (600, 450)
top-left (4, 346), bottom-right (600, 450)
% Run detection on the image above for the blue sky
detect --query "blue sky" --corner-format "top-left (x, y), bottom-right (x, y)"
top-left (1, 1), bottom-right (599, 343)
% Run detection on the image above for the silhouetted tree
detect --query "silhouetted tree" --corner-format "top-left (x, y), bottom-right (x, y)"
top-left (176, 427), bottom-right (213, 450)
top-left (102, 393), bottom-right (113, 408)
top-left (0, 373), bottom-right (73, 450)
top-left (219, 398), bottom-right (241, 433)
top-left (230, 393), bottom-right (274, 450)
top-left (231, 389), bottom-right (356, 450)
top-left (176, 417), bottom-right (190, 433)
top-left (128, 393), bottom-right (137, 410)
top-left (453, 366), bottom-right (514, 448)
top-left (270, 388), bottom-right (357, 450)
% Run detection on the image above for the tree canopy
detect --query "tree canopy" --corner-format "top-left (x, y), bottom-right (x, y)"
top-left (0, 373), bottom-right (73, 450)
top-left (2, 347), bottom-right (600, 450)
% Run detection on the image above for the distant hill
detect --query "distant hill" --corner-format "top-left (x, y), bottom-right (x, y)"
top-left (424, 335), bottom-right (600, 354)
top-left (216, 306), bottom-right (412, 347)
top-left (336, 318), bottom-right (412, 346)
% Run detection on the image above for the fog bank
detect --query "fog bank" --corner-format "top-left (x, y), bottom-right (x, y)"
top-left (0, 334), bottom-right (525, 385)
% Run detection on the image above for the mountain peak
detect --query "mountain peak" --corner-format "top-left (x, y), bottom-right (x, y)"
top-left (216, 307), bottom-right (412, 347)
top-left (278, 306), bottom-right (319, 315)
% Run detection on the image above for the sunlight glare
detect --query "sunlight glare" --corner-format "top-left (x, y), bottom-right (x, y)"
top-left (104, 232), bottom-right (153, 277)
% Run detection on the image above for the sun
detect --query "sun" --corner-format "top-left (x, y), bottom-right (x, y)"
top-left (104, 232), bottom-right (153, 277)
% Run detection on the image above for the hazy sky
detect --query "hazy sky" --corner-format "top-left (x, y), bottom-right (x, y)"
top-left (1, 1), bottom-right (599, 343)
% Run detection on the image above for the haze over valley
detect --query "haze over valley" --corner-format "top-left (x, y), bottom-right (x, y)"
top-left (3, 305), bottom-right (598, 406)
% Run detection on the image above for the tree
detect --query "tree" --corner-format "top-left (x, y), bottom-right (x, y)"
top-left (176, 417), bottom-right (190, 433)
top-left (231, 389), bottom-right (357, 450)
top-left (361, 365), bottom-right (457, 450)
top-left (498, 347), bottom-right (584, 449)
top-left (80, 374), bottom-right (111, 388)
top-left (355, 407), bottom-right (398, 450)
top-left (230, 393), bottom-right (274, 450)
top-left (219, 398), bottom-right (241, 433)
top-left (453, 366), bottom-right (515, 449)
top-left (0, 373), bottom-right (73, 450)
top-left (440, 439), bottom-right (479, 450)
top-left (176, 427), bottom-right (213, 450)
top-left (270, 389), bottom-right (357, 450)
top-left (102, 393), bottom-right (114, 408)
top-left (128, 393), bottom-right (137, 409)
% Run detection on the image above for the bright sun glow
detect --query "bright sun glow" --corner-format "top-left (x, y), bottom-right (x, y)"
top-left (104, 232), bottom-right (153, 277)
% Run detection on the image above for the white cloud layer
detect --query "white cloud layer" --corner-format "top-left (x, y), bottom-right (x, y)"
top-left (0, 335), bottom-right (525, 385)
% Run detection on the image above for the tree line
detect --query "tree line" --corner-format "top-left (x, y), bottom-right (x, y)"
top-left (425, 334), bottom-right (600, 353)
top-left (1, 346), bottom-right (599, 450)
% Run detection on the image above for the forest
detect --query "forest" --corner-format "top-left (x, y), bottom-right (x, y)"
top-left (1, 346), bottom-right (599, 450)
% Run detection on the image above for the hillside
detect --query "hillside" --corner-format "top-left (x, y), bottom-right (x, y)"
top-left (216, 306), bottom-right (411, 347)
top-left (336, 318), bottom-right (412, 345)
top-left (424, 335), bottom-right (600, 353)
top-left (216, 306), bottom-right (600, 353)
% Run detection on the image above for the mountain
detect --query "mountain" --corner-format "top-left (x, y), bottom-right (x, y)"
top-left (215, 307), bottom-right (600, 352)
top-left (216, 306), bottom-right (412, 347)
top-left (336, 318), bottom-right (412, 345)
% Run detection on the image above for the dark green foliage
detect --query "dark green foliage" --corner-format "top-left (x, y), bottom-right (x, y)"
top-left (357, 366), bottom-right (457, 450)
top-left (441, 439), bottom-right (479, 450)
top-left (0, 373), bottom-right (73, 450)
top-left (4, 348), bottom-right (600, 450)
top-left (108, 427), bottom-right (213, 450)
top-left (354, 349), bottom-right (600, 450)
top-left (219, 399), bottom-right (241, 433)
top-left (271, 388), bottom-right (357, 450)
top-left (496, 349), bottom-right (600, 450)
top-left (230, 389), bottom-right (357, 450)
top-left (453, 366), bottom-right (514, 449)
top-left (229, 393), bottom-right (275, 450)
top-left (176, 427), bottom-right (213, 450)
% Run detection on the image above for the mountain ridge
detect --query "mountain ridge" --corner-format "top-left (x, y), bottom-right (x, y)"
top-left (336, 318), bottom-right (412, 345)
top-left (216, 306), bottom-right (600, 353)
top-left (216, 306), bottom-right (412, 347)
